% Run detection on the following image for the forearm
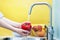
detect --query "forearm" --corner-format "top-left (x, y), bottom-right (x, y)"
top-left (0, 17), bottom-right (29, 36)
top-left (2, 17), bottom-right (21, 28)
top-left (0, 19), bottom-right (18, 32)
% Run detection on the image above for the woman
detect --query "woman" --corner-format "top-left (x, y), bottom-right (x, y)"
top-left (0, 12), bottom-right (29, 36)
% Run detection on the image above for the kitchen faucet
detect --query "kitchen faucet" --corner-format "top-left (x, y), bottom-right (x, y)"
top-left (28, 2), bottom-right (54, 40)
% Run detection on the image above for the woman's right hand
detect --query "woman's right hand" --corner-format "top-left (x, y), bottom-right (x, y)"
top-left (15, 28), bottom-right (30, 36)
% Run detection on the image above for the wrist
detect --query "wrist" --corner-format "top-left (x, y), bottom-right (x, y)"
top-left (17, 23), bottom-right (22, 28)
top-left (13, 28), bottom-right (22, 32)
top-left (12, 28), bottom-right (19, 32)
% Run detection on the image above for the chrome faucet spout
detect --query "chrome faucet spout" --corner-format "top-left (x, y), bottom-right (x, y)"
top-left (28, 2), bottom-right (54, 40)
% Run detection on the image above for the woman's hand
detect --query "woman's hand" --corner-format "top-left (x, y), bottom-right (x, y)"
top-left (15, 28), bottom-right (30, 36)
top-left (15, 21), bottom-right (31, 36)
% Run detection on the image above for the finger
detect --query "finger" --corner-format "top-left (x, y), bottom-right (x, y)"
top-left (25, 21), bottom-right (30, 23)
top-left (22, 31), bottom-right (30, 35)
top-left (23, 30), bottom-right (30, 34)
top-left (21, 33), bottom-right (28, 36)
top-left (22, 21), bottom-right (31, 24)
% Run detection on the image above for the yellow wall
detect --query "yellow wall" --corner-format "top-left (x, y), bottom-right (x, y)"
top-left (0, 0), bottom-right (52, 36)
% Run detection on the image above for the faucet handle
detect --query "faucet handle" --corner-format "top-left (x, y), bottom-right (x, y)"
top-left (48, 26), bottom-right (54, 40)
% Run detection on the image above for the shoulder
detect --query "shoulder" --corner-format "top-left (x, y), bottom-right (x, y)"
top-left (0, 12), bottom-right (3, 18)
